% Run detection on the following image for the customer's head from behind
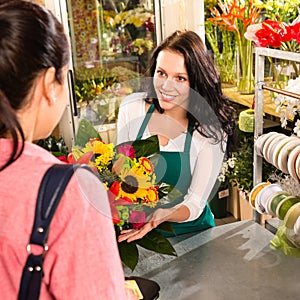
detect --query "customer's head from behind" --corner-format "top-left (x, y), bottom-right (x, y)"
top-left (0, 0), bottom-right (70, 170)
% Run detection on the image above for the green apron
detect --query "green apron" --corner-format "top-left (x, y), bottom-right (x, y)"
top-left (137, 104), bottom-right (215, 236)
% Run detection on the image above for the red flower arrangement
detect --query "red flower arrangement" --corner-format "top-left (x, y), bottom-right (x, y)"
top-left (245, 15), bottom-right (300, 81)
top-left (245, 16), bottom-right (300, 51)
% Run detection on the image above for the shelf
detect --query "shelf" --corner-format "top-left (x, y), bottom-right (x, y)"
top-left (253, 48), bottom-right (300, 224)
top-left (222, 84), bottom-right (279, 118)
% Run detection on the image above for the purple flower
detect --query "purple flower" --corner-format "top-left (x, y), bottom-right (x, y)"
top-left (129, 211), bottom-right (146, 229)
top-left (117, 144), bottom-right (136, 158)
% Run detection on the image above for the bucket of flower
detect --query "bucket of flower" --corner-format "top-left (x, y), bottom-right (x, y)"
top-left (68, 119), bottom-right (179, 272)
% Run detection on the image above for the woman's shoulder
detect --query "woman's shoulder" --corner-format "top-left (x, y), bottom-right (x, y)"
top-left (192, 129), bottom-right (226, 153)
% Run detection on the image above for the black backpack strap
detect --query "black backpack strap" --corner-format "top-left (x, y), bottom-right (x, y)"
top-left (18, 163), bottom-right (91, 300)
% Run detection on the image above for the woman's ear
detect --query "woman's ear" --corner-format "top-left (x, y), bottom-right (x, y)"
top-left (42, 67), bottom-right (57, 105)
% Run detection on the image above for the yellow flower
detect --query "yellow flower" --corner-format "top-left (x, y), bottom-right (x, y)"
top-left (93, 140), bottom-right (114, 155)
top-left (114, 14), bottom-right (121, 24)
top-left (132, 17), bottom-right (144, 28)
top-left (82, 140), bottom-right (94, 153)
top-left (254, 0), bottom-right (299, 23)
top-left (93, 141), bottom-right (115, 170)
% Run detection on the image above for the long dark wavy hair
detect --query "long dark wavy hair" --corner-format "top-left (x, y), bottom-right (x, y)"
top-left (0, 0), bottom-right (69, 171)
top-left (146, 30), bottom-right (238, 155)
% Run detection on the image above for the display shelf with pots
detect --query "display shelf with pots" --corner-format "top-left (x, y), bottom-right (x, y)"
top-left (254, 48), bottom-right (300, 201)
top-left (252, 47), bottom-right (300, 254)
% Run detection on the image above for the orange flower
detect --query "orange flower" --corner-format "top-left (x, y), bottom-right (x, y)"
top-left (139, 157), bottom-right (154, 174)
top-left (208, 0), bottom-right (261, 38)
top-left (143, 186), bottom-right (159, 206)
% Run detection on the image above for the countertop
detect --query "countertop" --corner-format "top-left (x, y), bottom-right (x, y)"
top-left (124, 220), bottom-right (300, 300)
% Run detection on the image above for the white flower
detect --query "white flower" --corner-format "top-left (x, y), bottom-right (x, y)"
top-left (218, 174), bottom-right (226, 183)
top-left (218, 157), bottom-right (236, 183)
top-left (274, 76), bottom-right (300, 131)
top-left (227, 157), bottom-right (236, 168)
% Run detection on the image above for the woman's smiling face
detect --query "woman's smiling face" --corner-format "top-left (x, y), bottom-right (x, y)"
top-left (153, 50), bottom-right (190, 111)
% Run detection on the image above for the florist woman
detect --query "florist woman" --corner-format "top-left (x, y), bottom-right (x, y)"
top-left (117, 30), bottom-right (237, 242)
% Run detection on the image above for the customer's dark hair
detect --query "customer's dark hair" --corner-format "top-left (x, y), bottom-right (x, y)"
top-left (0, 0), bottom-right (69, 171)
top-left (146, 30), bottom-right (238, 155)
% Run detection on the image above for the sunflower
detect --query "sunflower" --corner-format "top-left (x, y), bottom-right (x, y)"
top-left (118, 167), bottom-right (153, 202)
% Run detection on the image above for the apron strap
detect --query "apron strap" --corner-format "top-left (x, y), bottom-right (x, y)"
top-left (136, 103), bottom-right (155, 140)
top-left (184, 123), bottom-right (194, 153)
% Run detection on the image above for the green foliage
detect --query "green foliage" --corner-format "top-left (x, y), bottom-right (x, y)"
top-left (255, 0), bottom-right (299, 23)
top-left (129, 135), bottom-right (160, 158)
top-left (74, 66), bottom-right (140, 103)
top-left (205, 22), bottom-right (236, 84)
top-left (75, 119), bottom-right (101, 147)
top-left (118, 241), bottom-right (139, 271)
top-left (118, 228), bottom-right (177, 271)
top-left (137, 230), bottom-right (177, 256)
top-left (36, 136), bottom-right (68, 158)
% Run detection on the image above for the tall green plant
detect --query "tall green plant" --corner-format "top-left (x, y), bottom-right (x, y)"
top-left (205, 21), bottom-right (236, 84)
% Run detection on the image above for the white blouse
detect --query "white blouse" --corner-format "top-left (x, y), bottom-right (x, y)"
top-left (117, 93), bottom-right (226, 222)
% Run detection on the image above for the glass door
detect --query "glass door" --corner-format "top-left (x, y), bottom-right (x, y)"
top-left (65, 0), bottom-right (158, 143)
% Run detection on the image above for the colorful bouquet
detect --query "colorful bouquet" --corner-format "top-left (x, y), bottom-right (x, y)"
top-left (68, 119), bottom-right (178, 270)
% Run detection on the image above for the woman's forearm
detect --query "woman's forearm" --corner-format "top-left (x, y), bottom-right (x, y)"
top-left (160, 205), bottom-right (191, 223)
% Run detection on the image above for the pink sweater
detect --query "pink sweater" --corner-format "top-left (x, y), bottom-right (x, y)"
top-left (0, 139), bottom-right (127, 299)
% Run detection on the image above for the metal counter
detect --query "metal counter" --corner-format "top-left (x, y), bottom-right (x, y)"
top-left (124, 220), bottom-right (300, 300)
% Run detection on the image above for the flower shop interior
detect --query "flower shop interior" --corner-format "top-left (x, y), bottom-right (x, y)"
top-left (38, 0), bottom-right (300, 298)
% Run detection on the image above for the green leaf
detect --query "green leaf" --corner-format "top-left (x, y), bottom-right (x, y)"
top-left (133, 135), bottom-right (159, 157)
top-left (136, 230), bottom-right (177, 256)
top-left (116, 135), bottom-right (159, 158)
top-left (75, 119), bottom-right (101, 147)
top-left (118, 241), bottom-right (139, 271)
top-left (157, 222), bottom-right (175, 233)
